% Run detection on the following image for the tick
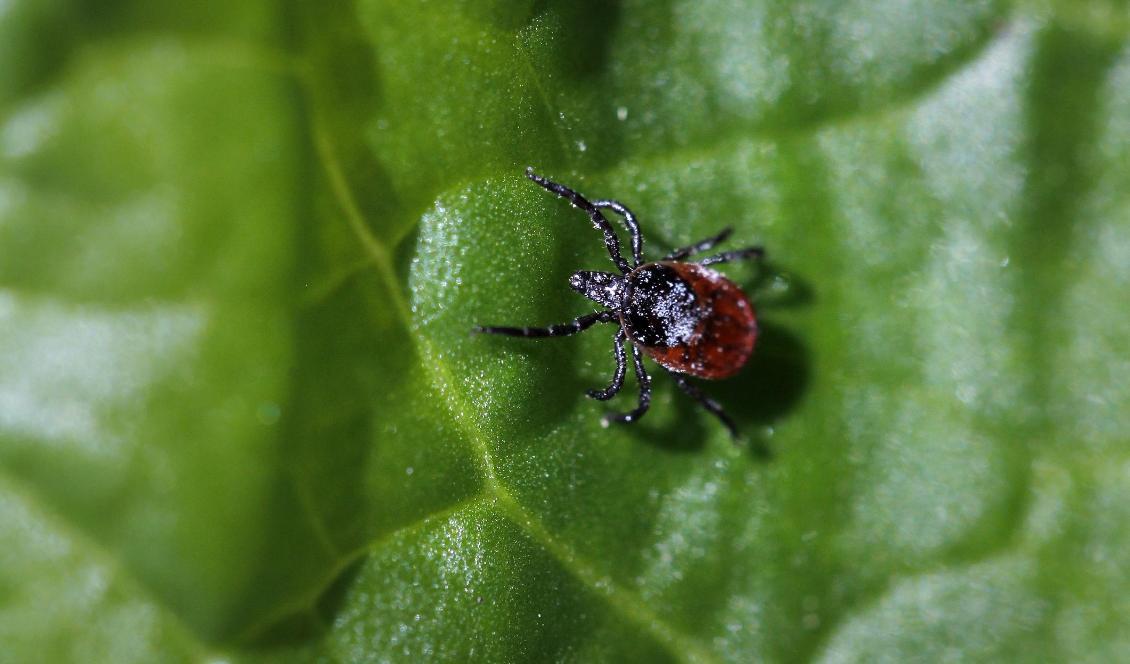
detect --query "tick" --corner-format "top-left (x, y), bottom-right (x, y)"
top-left (474, 168), bottom-right (763, 439)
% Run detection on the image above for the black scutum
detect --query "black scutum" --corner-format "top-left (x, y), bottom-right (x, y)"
top-left (623, 264), bottom-right (702, 347)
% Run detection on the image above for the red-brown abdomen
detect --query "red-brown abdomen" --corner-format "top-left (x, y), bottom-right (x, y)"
top-left (623, 262), bottom-right (757, 379)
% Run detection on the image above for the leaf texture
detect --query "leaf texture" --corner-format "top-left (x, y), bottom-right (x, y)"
top-left (1, 1), bottom-right (1128, 662)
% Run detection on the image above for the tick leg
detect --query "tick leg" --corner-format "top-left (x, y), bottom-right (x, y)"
top-left (474, 310), bottom-right (616, 337)
top-left (668, 371), bottom-right (739, 440)
top-left (593, 200), bottom-right (643, 267)
top-left (526, 167), bottom-right (632, 274)
top-left (602, 344), bottom-right (651, 427)
top-left (586, 329), bottom-right (627, 401)
top-left (664, 227), bottom-right (733, 261)
top-left (697, 246), bottom-right (765, 266)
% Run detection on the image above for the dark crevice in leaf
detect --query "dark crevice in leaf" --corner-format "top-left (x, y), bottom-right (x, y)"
top-left (232, 249), bottom-right (485, 640)
top-left (517, 0), bottom-right (629, 169)
top-left (312, 553), bottom-right (366, 632)
top-left (219, 10), bottom-right (489, 639)
top-left (1014, 20), bottom-right (1125, 427)
top-left (212, 70), bottom-right (359, 641)
top-left (528, 0), bottom-right (623, 78)
top-left (237, 492), bottom-right (494, 648)
top-left (1007, 16), bottom-right (1126, 626)
top-left (0, 3), bottom-right (75, 112)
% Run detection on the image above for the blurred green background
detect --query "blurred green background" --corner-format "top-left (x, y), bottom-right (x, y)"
top-left (1, 0), bottom-right (1128, 662)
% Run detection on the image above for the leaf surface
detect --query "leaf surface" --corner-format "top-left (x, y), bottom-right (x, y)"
top-left (1, 1), bottom-right (1128, 662)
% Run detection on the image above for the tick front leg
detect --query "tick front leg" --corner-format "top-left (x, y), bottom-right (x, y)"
top-left (602, 344), bottom-right (651, 427)
top-left (474, 310), bottom-right (616, 337)
top-left (526, 168), bottom-right (633, 274)
top-left (668, 371), bottom-right (739, 440)
top-left (586, 329), bottom-right (627, 401)
top-left (593, 200), bottom-right (643, 267)
top-left (697, 246), bottom-right (765, 266)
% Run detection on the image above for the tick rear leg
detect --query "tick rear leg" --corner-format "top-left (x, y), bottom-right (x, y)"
top-left (668, 371), bottom-right (739, 440)
top-left (526, 168), bottom-right (632, 274)
top-left (602, 344), bottom-right (651, 427)
top-left (697, 246), bottom-right (765, 266)
top-left (664, 227), bottom-right (733, 261)
top-left (587, 329), bottom-right (627, 401)
top-left (474, 310), bottom-right (616, 337)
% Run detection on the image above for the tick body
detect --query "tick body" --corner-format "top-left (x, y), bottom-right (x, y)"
top-left (474, 168), bottom-right (764, 439)
top-left (623, 261), bottom-right (757, 379)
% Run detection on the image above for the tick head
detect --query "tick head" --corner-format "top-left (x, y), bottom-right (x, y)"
top-left (569, 270), bottom-right (626, 310)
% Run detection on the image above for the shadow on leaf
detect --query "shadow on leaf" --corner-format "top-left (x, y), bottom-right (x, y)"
top-left (642, 263), bottom-right (813, 459)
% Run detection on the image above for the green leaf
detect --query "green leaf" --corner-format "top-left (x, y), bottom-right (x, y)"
top-left (2, 1), bottom-right (1129, 662)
